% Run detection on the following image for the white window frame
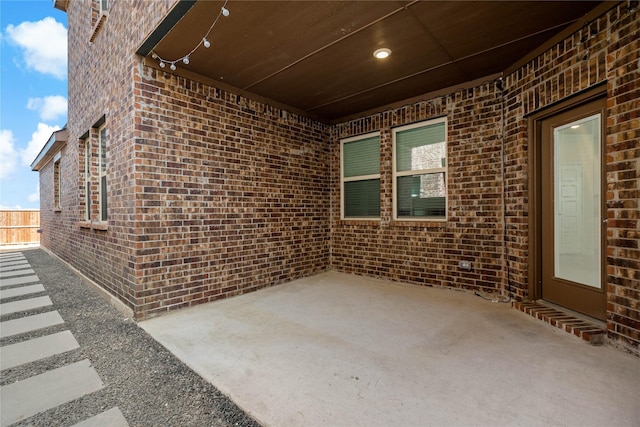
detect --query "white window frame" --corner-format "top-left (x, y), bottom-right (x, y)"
top-left (392, 117), bottom-right (448, 221)
top-left (98, 123), bottom-right (107, 222)
top-left (84, 138), bottom-right (91, 221)
top-left (340, 131), bottom-right (381, 220)
top-left (53, 152), bottom-right (62, 210)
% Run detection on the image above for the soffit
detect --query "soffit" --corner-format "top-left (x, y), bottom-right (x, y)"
top-left (139, 0), bottom-right (609, 122)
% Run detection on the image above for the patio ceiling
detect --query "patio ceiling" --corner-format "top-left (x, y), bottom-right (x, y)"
top-left (138, 0), bottom-right (610, 122)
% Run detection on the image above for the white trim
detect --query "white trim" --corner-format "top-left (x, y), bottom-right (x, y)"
top-left (98, 123), bottom-right (107, 222)
top-left (84, 138), bottom-right (91, 221)
top-left (54, 155), bottom-right (62, 210)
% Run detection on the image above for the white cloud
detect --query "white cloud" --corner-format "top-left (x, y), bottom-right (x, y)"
top-left (20, 123), bottom-right (61, 167)
top-left (0, 130), bottom-right (19, 180)
top-left (5, 17), bottom-right (67, 79)
top-left (28, 183), bottom-right (40, 203)
top-left (27, 96), bottom-right (68, 121)
top-left (0, 204), bottom-right (24, 210)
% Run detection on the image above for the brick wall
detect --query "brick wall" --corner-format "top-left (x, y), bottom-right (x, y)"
top-left (331, 85), bottom-right (506, 296)
top-left (132, 69), bottom-right (330, 317)
top-left (603, 5), bottom-right (639, 353)
top-left (43, 0), bottom-right (179, 311)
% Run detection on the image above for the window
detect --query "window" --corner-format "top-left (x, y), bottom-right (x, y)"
top-left (393, 118), bottom-right (447, 220)
top-left (53, 152), bottom-right (61, 210)
top-left (98, 123), bottom-right (107, 221)
top-left (84, 138), bottom-right (91, 221)
top-left (341, 133), bottom-right (380, 219)
top-left (90, 0), bottom-right (108, 42)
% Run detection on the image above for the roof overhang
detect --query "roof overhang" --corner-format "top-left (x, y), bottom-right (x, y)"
top-left (54, 0), bottom-right (69, 12)
top-left (137, 1), bottom-right (616, 122)
top-left (31, 127), bottom-right (68, 171)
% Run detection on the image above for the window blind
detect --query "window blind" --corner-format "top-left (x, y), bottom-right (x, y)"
top-left (343, 136), bottom-right (380, 177)
top-left (396, 122), bottom-right (445, 172)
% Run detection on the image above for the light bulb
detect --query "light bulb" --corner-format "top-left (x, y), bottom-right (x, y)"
top-left (221, 6), bottom-right (229, 16)
top-left (170, 63), bottom-right (177, 71)
top-left (159, 61), bottom-right (165, 68)
top-left (203, 37), bottom-right (210, 48)
top-left (183, 56), bottom-right (190, 64)
top-left (373, 48), bottom-right (391, 59)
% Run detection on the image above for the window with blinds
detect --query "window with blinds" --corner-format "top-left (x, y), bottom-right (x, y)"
top-left (393, 118), bottom-right (447, 220)
top-left (341, 133), bottom-right (380, 219)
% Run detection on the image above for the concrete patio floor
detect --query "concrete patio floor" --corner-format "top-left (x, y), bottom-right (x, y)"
top-left (140, 272), bottom-right (639, 427)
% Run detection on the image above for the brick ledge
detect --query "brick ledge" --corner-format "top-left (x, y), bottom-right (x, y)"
top-left (514, 301), bottom-right (606, 345)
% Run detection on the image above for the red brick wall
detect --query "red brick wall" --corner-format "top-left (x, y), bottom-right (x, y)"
top-left (41, 0), bottom-right (178, 311)
top-left (604, 5), bottom-right (639, 353)
top-left (331, 84), bottom-right (506, 296)
top-left (132, 69), bottom-right (330, 317)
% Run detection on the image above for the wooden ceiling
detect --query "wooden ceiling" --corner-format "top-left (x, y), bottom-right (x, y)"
top-left (139, 1), bottom-right (608, 122)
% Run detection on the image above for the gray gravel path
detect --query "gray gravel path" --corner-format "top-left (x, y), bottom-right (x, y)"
top-left (1, 248), bottom-right (260, 427)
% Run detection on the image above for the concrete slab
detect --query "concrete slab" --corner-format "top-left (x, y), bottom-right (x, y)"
top-left (141, 271), bottom-right (640, 427)
top-left (0, 284), bottom-right (45, 300)
top-left (71, 407), bottom-right (129, 427)
top-left (0, 296), bottom-right (52, 315)
top-left (0, 359), bottom-right (104, 426)
top-left (0, 268), bottom-right (35, 279)
top-left (0, 275), bottom-right (40, 288)
top-left (0, 260), bottom-right (29, 269)
top-left (0, 330), bottom-right (80, 370)
top-left (0, 253), bottom-right (24, 260)
top-left (0, 311), bottom-right (65, 338)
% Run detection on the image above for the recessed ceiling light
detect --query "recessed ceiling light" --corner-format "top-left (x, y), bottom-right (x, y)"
top-left (373, 48), bottom-right (391, 59)
top-left (571, 125), bottom-right (580, 129)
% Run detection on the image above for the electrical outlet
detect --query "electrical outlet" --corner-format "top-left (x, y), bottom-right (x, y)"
top-left (459, 260), bottom-right (472, 270)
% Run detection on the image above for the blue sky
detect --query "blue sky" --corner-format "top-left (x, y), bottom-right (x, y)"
top-left (0, 0), bottom-right (68, 209)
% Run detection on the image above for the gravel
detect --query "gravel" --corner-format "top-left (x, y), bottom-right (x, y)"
top-left (1, 248), bottom-right (260, 427)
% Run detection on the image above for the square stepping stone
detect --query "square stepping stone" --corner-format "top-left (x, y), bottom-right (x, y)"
top-left (0, 268), bottom-right (36, 279)
top-left (0, 296), bottom-right (52, 315)
top-left (0, 275), bottom-right (40, 288)
top-left (71, 407), bottom-right (129, 427)
top-left (0, 359), bottom-right (104, 426)
top-left (0, 311), bottom-right (65, 338)
top-left (0, 284), bottom-right (45, 300)
top-left (1, 330), bottom-right (80, 370)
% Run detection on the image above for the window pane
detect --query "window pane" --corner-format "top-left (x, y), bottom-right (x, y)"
top-left (101, 175), bottom-right (107, 221)
top-left (343, 136), bottom-right (380, 177)
top-left (396, 122), bottom-right (445, 172)
top-left (100, 127), bottom-right (106, 174)
top-left (397, 174), bottom-right (446, 218)
top-left (85, 141), bottom-right (91, 220)
top-left (344, 179), bottom-right (380, 217)
top-left (54, 160), bottom-right (60, 208)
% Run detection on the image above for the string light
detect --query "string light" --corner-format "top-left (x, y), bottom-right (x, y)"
top-left (151, 0), bottom-right (229, 72)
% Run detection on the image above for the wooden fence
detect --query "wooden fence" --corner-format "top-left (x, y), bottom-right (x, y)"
top-left (0, 210), bottom-right (40, 247)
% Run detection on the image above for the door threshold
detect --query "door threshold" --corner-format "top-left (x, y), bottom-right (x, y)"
top-left (514, 300), bottom-right (606, 345)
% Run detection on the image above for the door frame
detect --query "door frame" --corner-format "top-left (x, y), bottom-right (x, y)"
top-left (527, 83), bottom-right (607, 305)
